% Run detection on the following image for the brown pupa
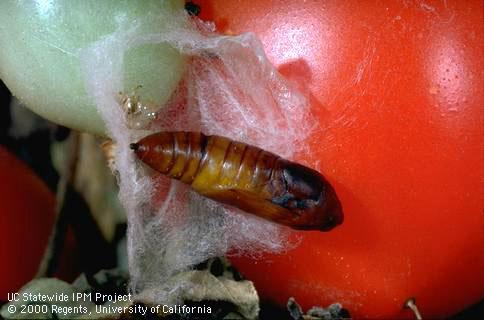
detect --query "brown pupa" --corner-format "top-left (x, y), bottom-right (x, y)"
top-left (131, 131), bottom-right (343, 231)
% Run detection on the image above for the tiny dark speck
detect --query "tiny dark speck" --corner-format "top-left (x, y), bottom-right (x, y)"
top-left (185, 2), bottom-right (201, 16)
top-left (130, 143), bottom-right (139, 151)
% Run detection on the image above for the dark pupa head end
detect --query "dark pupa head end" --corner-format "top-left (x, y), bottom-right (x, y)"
top-left (318, 193), bottom-right (344, 231)
top-left (130, 143), bottom-right (139, 151)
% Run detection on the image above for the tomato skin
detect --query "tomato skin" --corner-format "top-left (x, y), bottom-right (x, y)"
top-left (0, 146), bottom-right (56, 300)
top-left (197, 0), bottom-right (484, 318)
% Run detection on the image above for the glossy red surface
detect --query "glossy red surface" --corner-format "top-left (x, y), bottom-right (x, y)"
top-left (197, 1), bottom-right (484, 318)
top-left (0, 146), bottom-right (56, 300)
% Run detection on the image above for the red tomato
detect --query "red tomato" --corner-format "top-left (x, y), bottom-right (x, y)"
top-left (0, 146), bottom-right (55, 300)
top-left (197, 1), bottom-right (484, 318)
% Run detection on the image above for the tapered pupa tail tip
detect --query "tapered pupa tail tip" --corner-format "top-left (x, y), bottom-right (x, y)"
top-left (130, 143), bottom-right (139, 151)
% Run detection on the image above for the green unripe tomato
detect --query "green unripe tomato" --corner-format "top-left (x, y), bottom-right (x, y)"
top-left (0, 0), bottom-right (186, 136)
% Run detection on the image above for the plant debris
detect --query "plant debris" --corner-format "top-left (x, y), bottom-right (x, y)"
top-left (1, 259), bottom-right (259, 320)
top-left (287, 297), bottom-right (350, 320)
